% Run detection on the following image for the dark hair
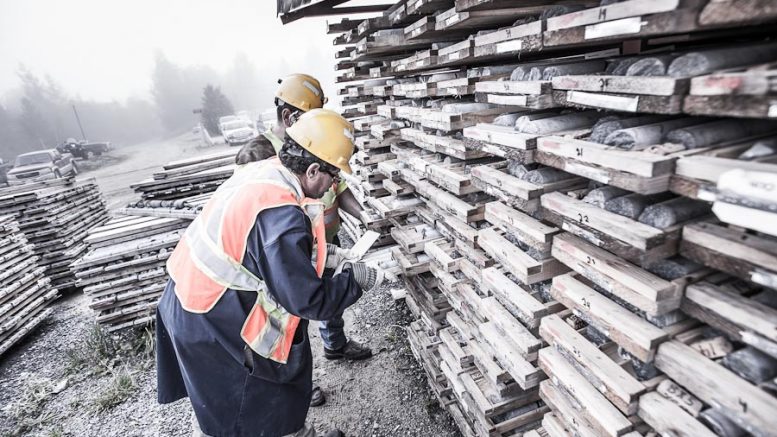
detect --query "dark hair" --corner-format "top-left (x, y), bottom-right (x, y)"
top-left (278, 135), bottom-right (338, 175)
top-left (235, 136), bottom-right (276, 165)
top-left (275, 98), bottom-right (301, 124)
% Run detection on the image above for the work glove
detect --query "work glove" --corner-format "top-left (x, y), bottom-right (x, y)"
top-left (343, 262), bottom-right (385, 293)
top-left (325, 243), bottom-right (356, 269)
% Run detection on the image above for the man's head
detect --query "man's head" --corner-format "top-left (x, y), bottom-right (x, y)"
top-left (279, 109), bottom-right (354, 199)
top-left (275, 74), bottom-right (326, 129)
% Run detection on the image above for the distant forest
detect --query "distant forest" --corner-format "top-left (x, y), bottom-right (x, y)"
top-left (0, 51), bottom-right (282, 162)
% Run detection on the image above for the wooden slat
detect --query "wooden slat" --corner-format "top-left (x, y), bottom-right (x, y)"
top-left (681, 282), bottom-right (777, 358)
top-left (550, 273), bottom-right (668, 362)
top-left (638, 391), bottom-right (716, 437)
top-left (540, 314), bottom-right (645, 415)
top-left (655, 340), bottom-right (777, 436)
top-left (552, 232), bottom-right (681, 316)
top-left (538, 347), bottom-right (633, 437)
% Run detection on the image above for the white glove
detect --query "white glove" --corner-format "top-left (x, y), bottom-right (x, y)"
top-left (325, 243), bottom-right (356, 270)
top-left (344, 262), bottom-right (386, 292)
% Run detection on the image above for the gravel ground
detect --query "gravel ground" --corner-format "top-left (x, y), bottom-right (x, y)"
top-left (0, 134), bottom-right (459, 437)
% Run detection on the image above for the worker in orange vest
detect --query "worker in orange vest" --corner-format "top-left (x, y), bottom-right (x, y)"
top-left (156, 109), bottom-right (386, 437)
top-left (236, 74), bottom-right (372, 407)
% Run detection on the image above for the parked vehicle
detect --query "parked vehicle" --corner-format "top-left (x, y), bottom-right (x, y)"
top-left (56, 138), bottom-right (111, 160)
top-left (220, 119), bottom-right (258, 146)
top-left (7, 149), bottom-right (78, 185)
top-left (218, 115), bottom-right (240, 132)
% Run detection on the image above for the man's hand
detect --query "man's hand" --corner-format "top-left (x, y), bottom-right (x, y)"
top-left (325, 243), bottom-right (355, 269)
top-left (343, 262), bottom-right (386, 292)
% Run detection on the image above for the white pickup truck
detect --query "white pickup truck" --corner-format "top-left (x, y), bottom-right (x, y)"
top-left (7, 149), bottom-right (78, 185)
top-left (220, 119), bottom-right (258, 146)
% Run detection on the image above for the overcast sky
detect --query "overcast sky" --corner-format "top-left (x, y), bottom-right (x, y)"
top-left (0, 0), bottom-right (361, 104)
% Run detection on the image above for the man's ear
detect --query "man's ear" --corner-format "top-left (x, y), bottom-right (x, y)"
top-left (306, 163), bottom-right (321, 179)
top-left (281, 108), bottom-right (294, 128)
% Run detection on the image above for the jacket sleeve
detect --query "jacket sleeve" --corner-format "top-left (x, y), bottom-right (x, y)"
top-left (244, 205), bottom-right (363, 321)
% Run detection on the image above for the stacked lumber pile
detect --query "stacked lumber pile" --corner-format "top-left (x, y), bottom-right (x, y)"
top-left (71, 216), bottom-right (186, 332)
top-left (0, 215), bottom-right (58, 356)
top-left (70, 152), bottom-right (239, 331)
top-left (315, 0), bottom-right (777, 435)
top-left (130, 150), bottom-right (237, 201)
top-left (0, 178), bottom-right (109, 290)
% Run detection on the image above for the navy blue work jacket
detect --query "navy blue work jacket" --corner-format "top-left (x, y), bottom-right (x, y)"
top-left (156, 205), bottom-right (363, 437)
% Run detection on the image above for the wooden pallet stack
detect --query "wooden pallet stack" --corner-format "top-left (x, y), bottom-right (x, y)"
top-left (130, 150), bottom-right (238, 201)
top-left (70, 216), bottom-right (186, 332)
top-left (0, 178), bottom-right (109, 290)
top-left (316, 0), bottom-right (777, 435)
top-left (0, 215), bottom-right (57, 356)
top-left (70, 152), bottom-right (241, 331)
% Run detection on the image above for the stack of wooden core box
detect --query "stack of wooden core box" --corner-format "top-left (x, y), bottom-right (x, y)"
top-left (71, 151), bottom-right (238, 331)
top-left (315, 0), bottom-right (777, 435)
top-left (0, 178), bottom-right (109, 290)
top-left (0, 215), bottom-right (57, 356)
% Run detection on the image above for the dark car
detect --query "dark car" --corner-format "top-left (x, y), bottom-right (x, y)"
top-left (57, 138), bottom-right (111, 159)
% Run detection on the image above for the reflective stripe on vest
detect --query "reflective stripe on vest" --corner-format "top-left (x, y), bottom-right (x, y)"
top-left (167, 158), bottom-right (327, 363)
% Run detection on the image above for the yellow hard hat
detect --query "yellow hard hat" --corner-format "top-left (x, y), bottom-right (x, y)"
top-left (286, 108), bottom-right (355, 174)
top-left (275, 74), bottom-right (326, 112)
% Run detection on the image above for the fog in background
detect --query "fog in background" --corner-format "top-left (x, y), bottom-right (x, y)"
top-left (0, 0), bottom-right (360, 161)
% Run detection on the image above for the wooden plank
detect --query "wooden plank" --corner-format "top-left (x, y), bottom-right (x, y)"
top-left (558, 89), bottom-right (684, 114)
top-left (479, 320), bottom-right (542, 389)
top-left (539, 381), bottom-right (600, 437)
top-left (476, 80), bottom-right (552, 96)
top-left (683, 94), bottom-right (777, 119)
top-left (485, 201), bottom-right (559, 247)
top-left (463, 123), bottom-right (542, 150)
top-left (543, 9), bottom-right (701, 48)
top-left (479, 227), bottom-right (568, 285)
top-left (537, 136), bottom-right (677, 178)
top-left (698, 0), bottom-right (777, 26)
top-left (480, 296), bottom-right (541, 360)
top-left (638, 391), bottom-right (716, 437)
top-left (539, 347), bottom-right (633, 437)
top-left (655, 379), bottom-right (703, 417)
top-left (655, 340), bottom-right (777, 436)
top-left (551, 273), bottom-right (668, 362)
top-left (545, 0), bottom-right (686, 31)
top-left (482, 267), bottom-right (547, 329)
top-left (540, 314), bottom-right (646, 415)
top-left (682, 282), bottom-right (777, 358)
top-left (541, 192), bottom-right (667, 252)
top-left (552, 75), bottom-right (689, 97)
top-left (680, 222), bottom-right (777, 289)
top-left (552, 232), bottom-right (681, 316)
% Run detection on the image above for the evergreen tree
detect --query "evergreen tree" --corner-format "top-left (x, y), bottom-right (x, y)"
top-left (200, 84), bottom-right (234, 136)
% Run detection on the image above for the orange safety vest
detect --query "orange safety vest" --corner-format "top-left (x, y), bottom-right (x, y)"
top-left (167, 157), bottom-right (327, 364)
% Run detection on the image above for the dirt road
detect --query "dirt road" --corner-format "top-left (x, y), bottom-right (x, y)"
top-left (0, 134), bottom-right (458, 437)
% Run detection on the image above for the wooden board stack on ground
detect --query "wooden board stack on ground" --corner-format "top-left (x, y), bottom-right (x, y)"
top-left (70, 153), bottom-right (240, 331)
top-left (0, 215), bottom-right (57, 356)
top-left (71, 216), bottom-right (186, 332)
top-left (309, 0), bottom-right (777, 435)
top-left (130, 150), bottom-right (238, 200)
top-left (0, 178), bottom-right (109, 290)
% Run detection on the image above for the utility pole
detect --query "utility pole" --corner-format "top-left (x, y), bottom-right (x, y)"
top-left (72, 104), bottom-right (87, 141)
